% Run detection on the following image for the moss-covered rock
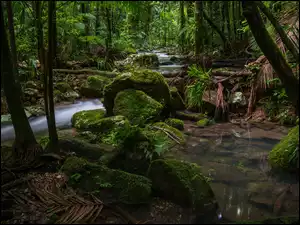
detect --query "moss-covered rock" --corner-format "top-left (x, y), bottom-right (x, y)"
top-left (165, 118), bottom-right (184, 131)
top-left (55, 82), bottom-right (72, 92)
top-left (113, 89), bottom-right (163, 125)
top-left (175, 111), bottom-right (207, 121)
top-left (196, 118), bottom-right (210, 127)
top-left (147, 159), bottom-right (216, 211)
top-left (71, 109), bottom-right (106, 130)
top-left (103, 69), bottom-right (171, 116)
top-left (61, 156), bottom-right (152, 204)
top-left (80, 75), bottom-right (110, 98)
top-left (151, 122), bottom-right (185, 144)
top-left (230, 216), bottom-right (299, 224)
top-left (170, 87), bottom-right (185, 111)
top-left (268, 126), bottom-right (299, 171)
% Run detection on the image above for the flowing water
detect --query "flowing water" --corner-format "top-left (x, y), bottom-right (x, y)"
top-left (1, 99), bottom-right (104, 142)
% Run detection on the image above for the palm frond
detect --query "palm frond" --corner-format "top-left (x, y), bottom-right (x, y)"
top-left (28, 180), bottom-right (104, 224)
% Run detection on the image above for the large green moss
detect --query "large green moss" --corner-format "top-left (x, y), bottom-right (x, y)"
top-left (113, 89), bottom-right (163, 125)
top-left (103, 69), bottom-right (171, 116)
top-left (268, 125), bottom-right (299, 171)
top-left (147, 159), bottom-right (216, 211)
top-left (165, 118), bottom-right (184, 131)
top-left (61, 156), bottom-right (152, 204)
top-left (80, 75), bottom-right (110, 98)
top-left (151, 122), bottom-right (185, 144)
top-left (71, 109), bottom-right (106, 130)
top-left (196, 118), bottom-right (210, 127)
top-left (170, 87), bottom-right (185, 111)
top-left (55, 82), bottom-right (72, 92)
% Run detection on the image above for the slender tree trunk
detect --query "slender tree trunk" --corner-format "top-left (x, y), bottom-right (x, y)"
top-left (1, 3), bottom-right (39, 158)
top-left (163, 2), bottom-right (167, 46)
top-left (256, 1), bottom-right (299, 62)
top-left (224, 2), bottom-right (231, 40)
top-left (105, 6), bottom-right (113, 70)
top-left (47, 1), bottom-right (59, 152)
top-left (221, 2), bottom-right (225, 33)
top-left (95, 2), bottom-right (100, 36)
top-left (232, 1), bottom-right (237, 40)
top-left (53, 4), bottom-right (58, 68)
top-left (6, 1), bottom-right (23, 98)
top-left (203, 10), bottom-right (228, 48)
top-left (179, 1), bottom-right (185, 53)
top-left (209, 1), bottom-right (214, 48)
top-left (34, 1), bottom-right (45, 72)
top-left (242, 1), bottom-right (299, 115)
top-left (195, 1), bottom-right (204, 57)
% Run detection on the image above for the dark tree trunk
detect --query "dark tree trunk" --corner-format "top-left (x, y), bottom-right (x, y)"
top-left (224, 2), bottom-right (231, 40)
top-left (195, 1), bottom-right (204, 57)
top-left (179, 1), bottom-right (185, 53)
top-left (0, 3), bottom-right (39, 158)
top-left (203, 9), bottom-right (228, 49)
top-left (47, 1), bottom-right (59, 152)
top-left (53, 4), bottom-right (58, 68)
top-left (105, 6), bottom-right (113, 70)
top-left (256, 1), bottom-right (299, 63)
top-left (95, 2), bottom-right (100, 36)
top-left (34, 1), bottom-right (45, 72)
top-left (221, 2), bottom-right (225, 33)
top-left (6, 1), bottom-right (23, 98)
top-left (232, 1), bottom-right (237, 40)
top-left (242, 1), bottom-right (299, 115)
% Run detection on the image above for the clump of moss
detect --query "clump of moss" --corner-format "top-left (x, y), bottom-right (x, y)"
top-left (175, 111), bottom-right (207, 121)
top-left (165, 118), bottom-right (184, 131)
top-left (113, 89), bottom-right (163, 125)
top-left (103, 69), bottom-right (171, 116)
top-left (196, 118), bottom-right (210, 127)
top-left (151, 122), bottom-right (185, 144)
top-left (61, 156), bottom-right (152, 204)
top-left (268, 125), bottom-right (299, 171)
top-left (71, 109), bottom-right (106, 130)
top-left (55, 82), bottom-right (72, 92)
top-left (80, 76), bottom-right (110, 98)
top-left (147, 159), bottom-right (216, 210)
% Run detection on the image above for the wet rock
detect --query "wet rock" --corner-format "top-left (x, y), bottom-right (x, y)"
top-left (165, 118), bottom-right (184, 131)
top-left (229, 91), bottom-right (247, 106)
top-left (165, 77), bottom-right (185, 96)
top-left (23, 88), bottom-right (39, 97)
top-left (25, 105), bottom-right (45, 117)
top-left (80, 75), bottom-right (110, 98)
top-left (113, 89), bottom-right (163, 125)
top-left (147, 159), bottom-right (217, 211)
top-left (170, 87), bottom-right (185, 111)
top-left (175, 111), bottom-right (207, 121)
top-left (61, 156), bottom-right (152, 204)
top-left (201, 90), bottom-right (218, 116)
top-left (268, 126), bottom-right (299, 172)
top-left (71, 109), bottom-right (106, 130)
top-left (103, 69), bottom-right (171, 116)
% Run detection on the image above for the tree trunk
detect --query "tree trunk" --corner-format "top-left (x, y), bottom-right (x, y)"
top-left (195, 1), bottom-right (204, 57)
top-left (232, 1), bottom-right (237, 40)
top-left (105, 6), bottom-right (113, 70)
top-left (256, 1), bottom-right (299, 63)
top-left (224, 2), bottom-right (231, 40)
top-left (34, 1), bottom-right (45, 72)
top-left (242, 1), bottom-right (299, 115)
top-left (53, 3), bottom-right (58, 68)
top-left (179, 1), bottom-right (185, 53)
top-left (163, 2), bottom-right (167, 46)
top-left (221, 2), bottom-right (225, 33)
top-left (47, 1), bottom-right (59, 152)
top-left (203, 9), bottom-right (228, 48)
top-left (0, 3), bottom-right (39, 158)
top-left (6, 1), bottom-right (23, 99)
top-left (95, 2), bottom-right (100, 36)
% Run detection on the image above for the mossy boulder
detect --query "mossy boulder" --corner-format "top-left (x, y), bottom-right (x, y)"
top-left (170, 87), bottom-right (185, 111)
top-left (268, 126), bottom-right (299, 171)
top-left (103, 69), bottom-right (171, 116)
top-left (61, 156), bottom-right (152, 204)
top-left (196, 118), bottom-right (210, 127)
top-left (175, 111), bottom-right (207, 121)
top-left (54, 82), bottom-right (79, 102)
top-left (151, 122), bottom-right (185, 144)
top-left (55, 82), bottom-right (72, 92)
top-left (71, 109), bottom-right (106, 130)
top-left (147, 159), bottom-right (216, 211)
top-left (80, 75), bottom-right (110, 98)
top-left (165, 118), bottom-right (184, 131)
top-left (113, 89), bottom-right (163, 125)
top-left (232, 216), bottom-right (299, 224)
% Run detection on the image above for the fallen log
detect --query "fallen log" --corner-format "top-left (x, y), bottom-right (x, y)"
top-left (212, 68), bottom-right (253, 77)
top-left (53, 69), bottom-right (118, 78)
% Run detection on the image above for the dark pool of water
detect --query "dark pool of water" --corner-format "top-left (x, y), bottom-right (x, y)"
top-left (172, 122), bottom-right (299, 221)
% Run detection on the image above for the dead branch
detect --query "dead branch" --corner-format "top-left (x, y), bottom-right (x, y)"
top-left (53, 69), bottom-right (118, 78)
top-left (212, 69), bottom-right (253, 77)
top-left (151, 126), bottom-right (181, 144)
top-left (2, 176), bottom-right (34, 191)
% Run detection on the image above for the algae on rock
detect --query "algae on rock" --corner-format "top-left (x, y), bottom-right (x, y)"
top-left (165, 118), bottom-right (184, 131)
top-left (71, 109), bottom-right (106, 131)
top-left (61, 156), bottom-right (152, 204)
top-left (113, 89), bottom-right (163, 125)
top-left (103, 69), bottom-right (171, 116)
top-left (147, 159), bottom-right (216, 211)
top-left (268, 125), bottom-right (299, 171)
top-left (80, 75), bottom-right (110, 98)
